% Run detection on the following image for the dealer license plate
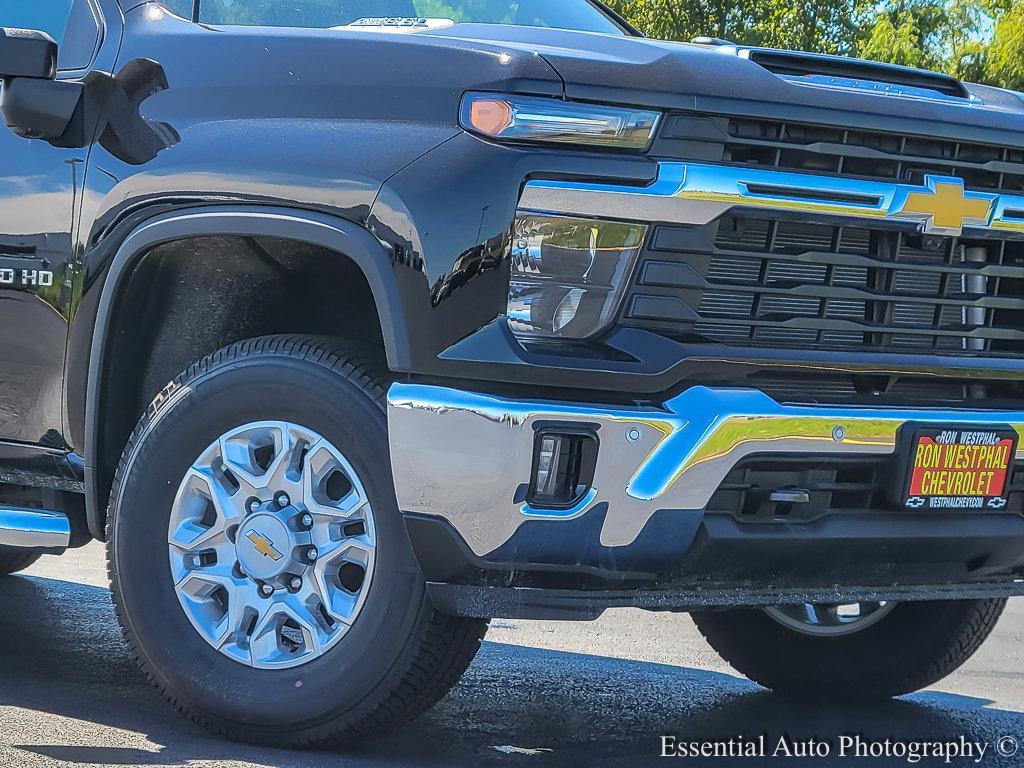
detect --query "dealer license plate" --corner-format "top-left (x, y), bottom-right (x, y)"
top-left (903, 426), bottom-right (1017, 511)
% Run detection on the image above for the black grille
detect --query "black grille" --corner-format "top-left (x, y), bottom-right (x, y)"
top-left (708, 458), bottom-right (1024, 520)
top-left (621, 216), bottom-right (1024, 355)
top-left (656, 112), bottom-right (1024, 192)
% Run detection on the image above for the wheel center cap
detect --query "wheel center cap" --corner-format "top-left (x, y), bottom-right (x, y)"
top-left (237, 514), bottom-right (293, 580)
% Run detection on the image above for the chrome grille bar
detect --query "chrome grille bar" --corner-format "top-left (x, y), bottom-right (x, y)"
top-left (520, 162), bottom-right (1024, 237)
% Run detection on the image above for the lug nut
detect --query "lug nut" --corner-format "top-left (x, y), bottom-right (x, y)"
top-left (289, 577), bottom-right (302, 591)
top-left (299, 512), bottom-right (313, 528)
top-left (248, 498), bottom-right (260, 513)
top-left (306, 547), bottom-right (318, 563)
top-left (275, 491), bottom-right (291, 508)
top-left (259, 582), bottom-right (274, 597)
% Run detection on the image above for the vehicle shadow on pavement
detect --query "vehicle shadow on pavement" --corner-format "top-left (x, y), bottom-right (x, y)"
top-left (0, 575), bottom-right (1021, 767)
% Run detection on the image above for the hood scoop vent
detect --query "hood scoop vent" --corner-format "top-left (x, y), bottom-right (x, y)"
top-left (741, 48), bottom-right (970, 102)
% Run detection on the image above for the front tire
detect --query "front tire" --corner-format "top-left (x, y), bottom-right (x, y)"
top-left (692, 598), bottom-right (1006, 701)
top-left (0, 548), bottom-right (40, 576)
top-left (107, 336), bottom-right (486, 746)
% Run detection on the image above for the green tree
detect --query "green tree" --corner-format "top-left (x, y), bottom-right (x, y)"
top-left (984, 4), bottom-right (1024, 89)
top-left (747, 0), bottom-right (860, 54)
top-left (606, 0), bottom-right (1019, 89)
top-left (863, 0), bottom-right (1020, 87)
top-left (606, 0), bottom-right (752, 43)
top-left (857, 12), bottom-right (937, 68)
top-left (608, 0), bottom-right (861, 52)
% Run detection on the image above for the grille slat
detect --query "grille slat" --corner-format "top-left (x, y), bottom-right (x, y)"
top-left (622, 215), bottom-right (1024, 354)
top-left (724, 135), bottom-right (1024, 183)
top-left (707, 242), bottom-right (1022, 280)
top-left (636, 271), bottom-right (1024, 310)
top-left (718, 116), bottom-right (1024, 192)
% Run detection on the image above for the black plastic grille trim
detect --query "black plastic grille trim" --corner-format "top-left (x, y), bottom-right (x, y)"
top-left (709, 458), bottom-right (1024, 521)
top-left (725, 117), bottom-right (1024, 192)
top-left (621, 216), bottom-right (1024, 355)
top-left (655, 113), bottom-right (1024, 193)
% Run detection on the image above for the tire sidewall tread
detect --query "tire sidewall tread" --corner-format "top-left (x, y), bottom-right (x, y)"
top-left (692, 598), bottom-right (1007, 701)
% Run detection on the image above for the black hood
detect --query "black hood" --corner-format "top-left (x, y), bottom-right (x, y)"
top-left (424, 24), bottom-right (1024, 147)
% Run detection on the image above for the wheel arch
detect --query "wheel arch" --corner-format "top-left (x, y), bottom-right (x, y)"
top-left (82, 204), bottom-right (411, 540)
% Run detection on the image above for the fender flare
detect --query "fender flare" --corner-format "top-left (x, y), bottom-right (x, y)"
top-left (84, 204), bottom-right (410, 538)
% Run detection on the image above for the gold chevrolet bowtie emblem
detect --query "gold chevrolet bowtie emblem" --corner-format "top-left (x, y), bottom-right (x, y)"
top-left (892, 176), bottom-right (994, 236)
top-left (246, 530), bottom-right (284, 561)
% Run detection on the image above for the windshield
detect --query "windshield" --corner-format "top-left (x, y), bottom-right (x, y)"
top-left (198, 0), bottom-right (626, 35)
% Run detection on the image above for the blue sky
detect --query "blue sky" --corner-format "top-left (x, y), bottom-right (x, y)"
top-left (0, 1), bottom-right (75, 43)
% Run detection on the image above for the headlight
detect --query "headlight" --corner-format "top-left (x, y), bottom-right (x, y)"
top-left (508, 214), bottom-right (647, 340)
top-left (461, 92), bottom-right (660, 150)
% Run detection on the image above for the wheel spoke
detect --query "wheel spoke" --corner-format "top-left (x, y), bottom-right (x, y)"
top-left (301, 442), bottom-right (370, 520)
top-left (169, 519), bottom-right (226, 553)
top-left (174, 553), bottom-right (237, 587)
top-left (311, 537), bottom-right (375, 625)
top-left (168, 468), bottom-right (242, 553)
top-left (219, 424), bottom-right (287, 491)
top-left (319, 536), bottom-right (374, 566)
top-left (265, 431), bottom-right (314, 496)
top-left (174, 572), bottom-right (240, 649)
top-left (315, 529), bottom-right (374, 562)
top-left (247, 598), bottom-right (325, 667)
top-left (213, 582), bottom-right (264, 656)
top-left (306, 491), bottom-right (368, 520)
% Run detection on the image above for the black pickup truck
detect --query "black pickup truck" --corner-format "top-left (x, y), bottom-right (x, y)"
top-left (1, 0), bottom-right (1024, 748)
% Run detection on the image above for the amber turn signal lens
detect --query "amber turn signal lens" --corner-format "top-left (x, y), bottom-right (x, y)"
top-left (468, 98), bottom-right (513, 136)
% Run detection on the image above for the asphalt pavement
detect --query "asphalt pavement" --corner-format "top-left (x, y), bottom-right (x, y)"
top-left (0, 543), bottom-right (1021, 767)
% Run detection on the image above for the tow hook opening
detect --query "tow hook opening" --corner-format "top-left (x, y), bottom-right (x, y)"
top-left (527, 426), bottom-right (599, 510)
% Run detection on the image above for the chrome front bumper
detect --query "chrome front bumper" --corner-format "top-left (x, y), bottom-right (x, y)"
top-left (387, 383), bottom-right (1024, 558)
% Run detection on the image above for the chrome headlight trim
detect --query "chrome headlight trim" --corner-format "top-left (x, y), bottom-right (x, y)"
top-left (460, 92), bottom-right (661, 150)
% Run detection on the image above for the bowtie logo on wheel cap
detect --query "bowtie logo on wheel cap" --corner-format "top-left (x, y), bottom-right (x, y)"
top-left (245, 530), bottom-right (284, 562)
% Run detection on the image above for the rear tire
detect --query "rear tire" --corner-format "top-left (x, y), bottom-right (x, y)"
top-left (692, 598), bottom-right (1006, 701)
top-left (0, 548), bottom-right (40, 576)
top-left (107, 335), bottom-right (486, 746)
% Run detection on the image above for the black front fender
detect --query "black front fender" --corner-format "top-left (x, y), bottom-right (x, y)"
top-left (73, 204), bottom-right (409, 539)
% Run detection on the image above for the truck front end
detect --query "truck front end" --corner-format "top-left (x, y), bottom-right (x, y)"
top-left (373, 34), bottom-right (1024, 654)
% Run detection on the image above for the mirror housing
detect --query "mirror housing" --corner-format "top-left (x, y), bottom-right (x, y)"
top-left (0, 27), bottom-right (83, 141)
top-left (2, 78), bottom-right (84, 140)
top-left (0, 28), bottom-right (58, 80)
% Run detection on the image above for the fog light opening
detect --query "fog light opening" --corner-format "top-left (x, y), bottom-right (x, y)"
top-left (528, 428), bottom-right (598, 510)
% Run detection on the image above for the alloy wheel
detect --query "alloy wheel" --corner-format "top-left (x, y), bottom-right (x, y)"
top-left (168, 421), bottom-right (376, 669)
top-left (763, 601), bottom-right (898, 637)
